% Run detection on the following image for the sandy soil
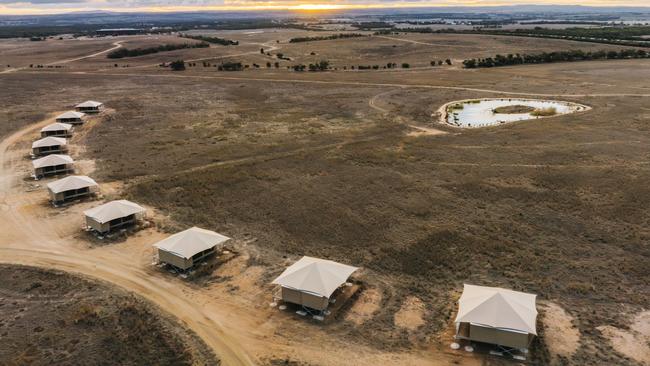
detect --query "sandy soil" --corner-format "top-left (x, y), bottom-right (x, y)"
top-left (394, 296), bottom-right (427, 331)
top-left (407, 125), bottom-right (448, 137)
top-left (541, 302), bottom-right (581, 361)
top-left (345, 288), bottom-right (382, 325)
top-left (598, 310), bottom-right (650, 365)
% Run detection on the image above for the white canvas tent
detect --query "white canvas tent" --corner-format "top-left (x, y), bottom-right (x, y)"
top-left (272, 256), bottom-right (358, 311)
top-left (32, 154), bottom-right (74, 178)
top-left (47, 175), bottom-right (98, 204)
top-left (455, 284), bottom-right (538, 349)
top-left (32, 136), bottom-right (67, 156)
top-left (75, 101), bottom-right (103, 113)
top-left (41, 122), bottom-right (73, 137)
top-left (84, 200), bottom-right (145, 234)
top-left (153, 227), bottom-right (230, 270)
top-left (55, 111), bottom-right (85, 124)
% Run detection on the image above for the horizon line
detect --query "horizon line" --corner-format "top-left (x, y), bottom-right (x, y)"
top-left (2, 3), bottom-right (650, 17)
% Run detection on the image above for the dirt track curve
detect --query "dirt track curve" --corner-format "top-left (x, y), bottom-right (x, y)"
top-left (0, 117), bottom-right (254, 366)
top-left (0, 41), bottom-right (124, 74)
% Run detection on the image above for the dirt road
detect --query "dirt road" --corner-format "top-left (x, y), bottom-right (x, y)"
top-left (376, 35), bottom-right (475, 48)
top-left (51, 41), bottom-right (124, 65)
top-left (0, 41), bottom-right (124, 74)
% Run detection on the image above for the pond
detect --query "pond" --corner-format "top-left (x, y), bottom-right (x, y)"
top-left (444, 98), bottom-right (589, 128)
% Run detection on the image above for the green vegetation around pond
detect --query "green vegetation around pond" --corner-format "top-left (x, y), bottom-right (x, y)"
top-left (531, 107), bottom-right (557, 116)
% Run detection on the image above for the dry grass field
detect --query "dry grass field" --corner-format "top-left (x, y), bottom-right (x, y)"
top-left (0, 31), bottom-right (649, 366)
top-left (0, 264), bottom-right (216, 365)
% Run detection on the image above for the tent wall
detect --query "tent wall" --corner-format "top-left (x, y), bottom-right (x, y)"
top-left (41, 130), bottom-right (72, 138)
top-left (76, 106), bottom-right (102, 114)
top-left (34, 164), bottom-right (73, 178)
top-left (33, 145), bottom-right (67, 156)
top-left (86, 216), bottom-right (110, 233)
top-left (86, 213), bottom-right (141, 234)
top-left (158, 249), bottom-right (193, 270)
top-left (157, 246), bottom-right (217, 271)
top-left (281, 287), bottom-right (329, 311)
top-left (57, 117), bottom-right (83, 125)
top-left (49, 186), bottom-right (96, 204)
top-left (459, 323), bottom-right (532, 349)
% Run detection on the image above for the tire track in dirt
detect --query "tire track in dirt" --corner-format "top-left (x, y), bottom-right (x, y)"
top-left (375, 35), bottom-right (476, 48)
top-left (0, 41), bottom-right (124, 74)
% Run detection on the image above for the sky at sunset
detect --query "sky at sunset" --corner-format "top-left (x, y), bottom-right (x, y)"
top-left (0, 0), bottom-right (648, 15)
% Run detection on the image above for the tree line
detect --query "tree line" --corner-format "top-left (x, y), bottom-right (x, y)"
top-left (107, 42), bottom-right (209, 59)
top-left (181, 34), bottom-right (239, 46)
top-left (390, 26), bottom-right (650, 48)
top-left (289, 33), bottom-right (366, 43)
top-left (462, 48), bottom-right (650, 68)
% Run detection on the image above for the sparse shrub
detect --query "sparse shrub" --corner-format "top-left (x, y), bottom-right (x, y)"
top-left (219, 62), bottom-right (243, 71)
top-left (169, 60), bottom-right (185, 71)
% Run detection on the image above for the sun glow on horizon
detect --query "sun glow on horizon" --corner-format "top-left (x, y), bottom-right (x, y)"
top-left (288, 4), bottom-right (347, 10)
top-left (1, 1), bottom-right (649, 15)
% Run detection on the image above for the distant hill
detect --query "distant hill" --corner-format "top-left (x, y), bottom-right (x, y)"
top-left (0, 5), bottom-right (649, 27)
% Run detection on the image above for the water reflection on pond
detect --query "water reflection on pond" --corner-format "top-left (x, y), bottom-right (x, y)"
top-left (445, 99), bottom-right (588, 128)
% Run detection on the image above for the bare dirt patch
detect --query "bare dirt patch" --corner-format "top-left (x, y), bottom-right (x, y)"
top-left (394, 296), bottom-right (426, 331)
top-left (598, 310), bottom-right (650, 365)
top-left (541, 302), bottom-right (580, 361)
top-left (598, 326), bottom-right (650, 364)
top-left (631, 310), bottom-right (650, 338)
top-left (345, 287), bottom-right (382, 325)
top-left (406, 125), bottom-right (448, 137)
